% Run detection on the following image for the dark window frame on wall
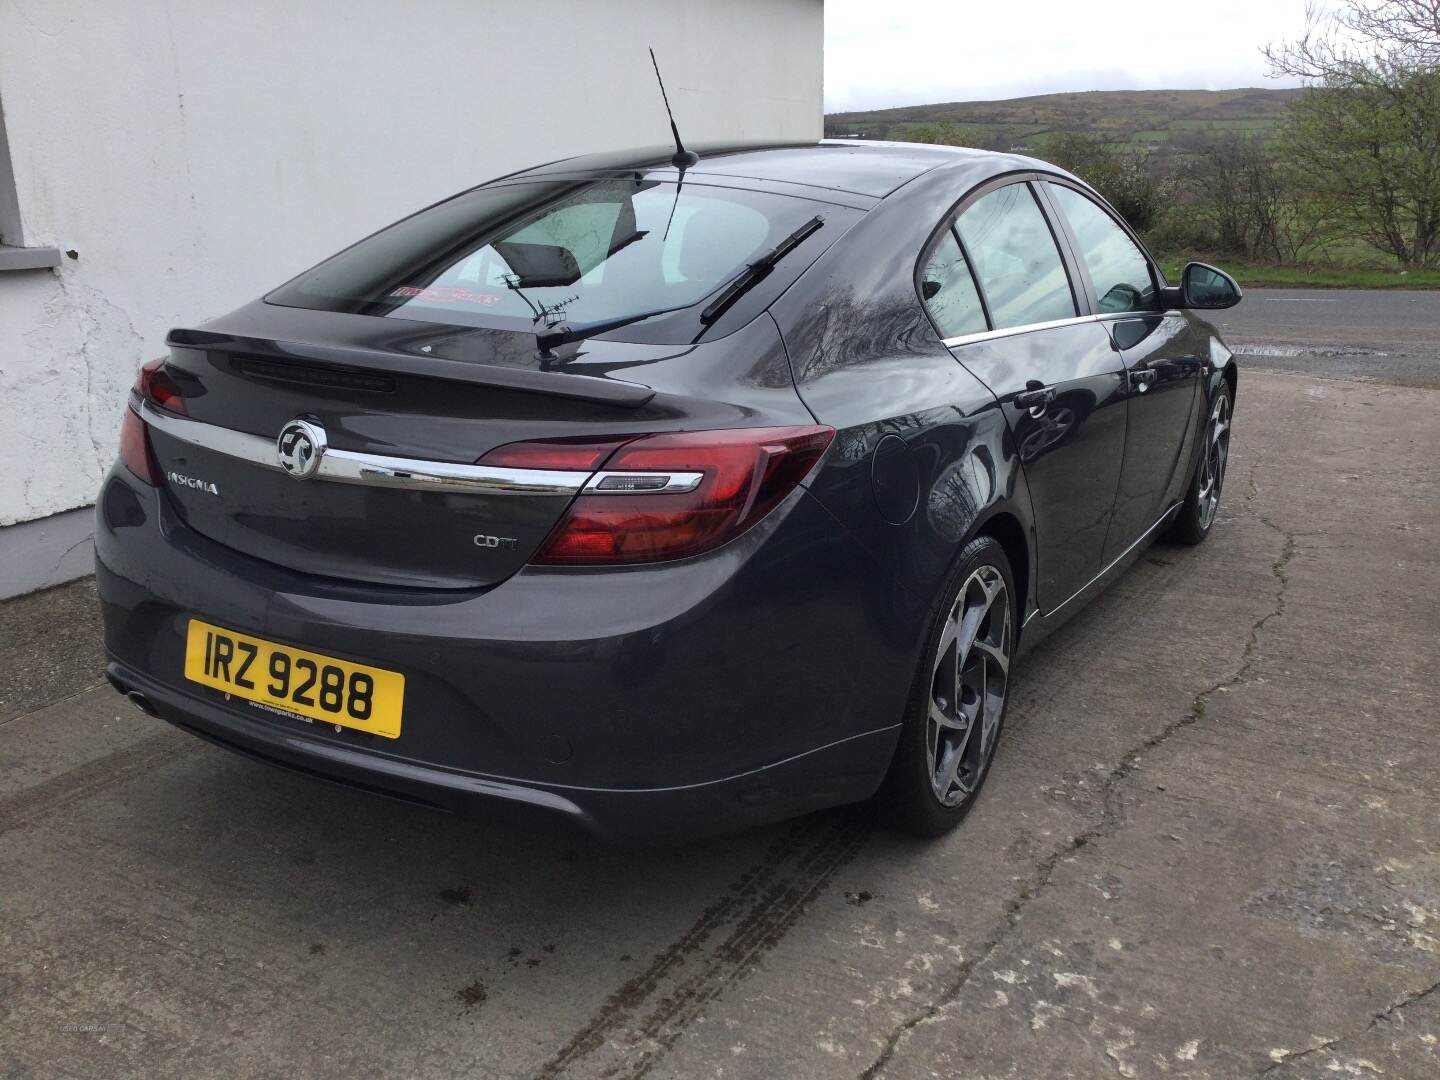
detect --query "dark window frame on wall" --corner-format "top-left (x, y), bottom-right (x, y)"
top-left (0, 94), bottom-right (61, 272)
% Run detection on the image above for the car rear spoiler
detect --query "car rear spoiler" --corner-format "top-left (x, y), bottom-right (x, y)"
top-left (165, 328), bottom-right (657, 408)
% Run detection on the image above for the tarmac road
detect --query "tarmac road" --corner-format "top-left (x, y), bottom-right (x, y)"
top-left (2, 290), bottom-right (1438, 1079)
top-left (1213, 287), bottom-right (1440, 388)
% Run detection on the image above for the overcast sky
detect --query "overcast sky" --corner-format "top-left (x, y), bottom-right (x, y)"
top-left (824, 0), bottom-right (1313, 112)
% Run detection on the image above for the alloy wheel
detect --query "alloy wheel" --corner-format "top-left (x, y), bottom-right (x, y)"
top-left (927, 564), bottom-right (1011, 807)
top-left (1197, 392), bottom-right (1231, 529)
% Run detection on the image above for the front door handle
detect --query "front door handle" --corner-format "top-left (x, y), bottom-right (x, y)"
top-left (1146, 356), bottom-right (1204, 375)
top-left (1130, 368), bottom-right (1158, 393)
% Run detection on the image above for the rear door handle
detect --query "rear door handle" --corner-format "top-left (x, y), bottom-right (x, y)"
top-left (1015, 383), bottom-right (1055, 415)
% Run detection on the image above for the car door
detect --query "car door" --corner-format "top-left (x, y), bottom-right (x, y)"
top-left (1040, 182), bottom-right (1202, 563)
top-left (923, 179), bottom-right (1128, 612)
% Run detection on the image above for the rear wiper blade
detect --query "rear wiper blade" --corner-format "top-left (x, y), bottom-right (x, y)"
top-left (534, 214), bottom-right (824, 358)
top-left (698, 215), bottom-right (824, 327)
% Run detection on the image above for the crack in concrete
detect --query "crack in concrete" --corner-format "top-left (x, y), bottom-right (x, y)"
top-left (859, 514), bottom-right (1298, 1078)
top-left (1259, 977), bottom-right (1440, 1075)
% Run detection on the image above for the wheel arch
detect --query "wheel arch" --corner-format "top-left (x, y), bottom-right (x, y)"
top-left (973, 509), bottom-right (1031, 631)
top-left (1222, 359), bottom-right (1238, 403)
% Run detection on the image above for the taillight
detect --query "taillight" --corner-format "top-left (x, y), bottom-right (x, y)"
top-left (530, 425), bottom-right (834, 564)
top-left (137, 357), bottom-right (186, 414)
top-left (479, 436), bottom-right (633, 471)
top-left (118, 405), bottom-right (160, 485)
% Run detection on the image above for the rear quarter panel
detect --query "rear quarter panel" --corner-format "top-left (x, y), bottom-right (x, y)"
top-left (769, 170), bottom-right (1041, 660)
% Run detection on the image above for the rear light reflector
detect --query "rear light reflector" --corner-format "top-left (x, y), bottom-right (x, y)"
top-left (137, 357), bottom-right (186, 414)
top-left (531, 425), bottom-right (834, 564)
top-left (119, 405), bottom-right (160, 485)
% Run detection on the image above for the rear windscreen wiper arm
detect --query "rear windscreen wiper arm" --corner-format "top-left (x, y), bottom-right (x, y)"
top-left (535, 214), bottom-right (824, 358)
top-left (535, 305), bottom-right (683, 356)
top-left (698, 215), bottom-right (824, 328)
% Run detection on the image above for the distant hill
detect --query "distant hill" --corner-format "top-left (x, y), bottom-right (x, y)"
top-left (825, 87), bottom-right (1306, 158)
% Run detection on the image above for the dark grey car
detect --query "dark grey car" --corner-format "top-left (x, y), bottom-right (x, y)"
top-left (96, 140), bottom-right (1239, 841)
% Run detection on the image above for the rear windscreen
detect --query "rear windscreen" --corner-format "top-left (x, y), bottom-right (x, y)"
top-left (267, 177), bottom-right (848, 342)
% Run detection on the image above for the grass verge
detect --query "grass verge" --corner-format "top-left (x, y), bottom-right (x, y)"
top-left (1157, 259), bottom-right (1440, 290)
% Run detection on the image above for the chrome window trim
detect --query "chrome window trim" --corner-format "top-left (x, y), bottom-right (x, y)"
top-left (1095, 309), bottom-right (1183, 323)
top-left (139, 401), bottom-right (590, 496)
top-left (939, 313), bottom-right (1104, 349)
top-left (940, 309), bottom-right (1188, 349)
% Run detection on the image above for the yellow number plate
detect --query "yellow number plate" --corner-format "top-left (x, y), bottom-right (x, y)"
top-left (183, 619), bottom-right (404, 738)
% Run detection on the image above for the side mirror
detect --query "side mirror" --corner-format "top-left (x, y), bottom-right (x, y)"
top-left (1177, 262), bottom-right (1242, 310)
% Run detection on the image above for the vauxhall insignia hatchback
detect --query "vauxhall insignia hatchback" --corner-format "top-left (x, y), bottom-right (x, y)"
top-left (97, 140), bottom-right (1240, 841)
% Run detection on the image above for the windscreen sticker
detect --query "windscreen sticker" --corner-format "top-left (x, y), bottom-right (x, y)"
top-left (390, 285), bottom-right (502, 306)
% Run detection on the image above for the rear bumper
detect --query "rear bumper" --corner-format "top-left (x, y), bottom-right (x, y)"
top-left (104, 657), bottom-right (895, 843)
top-left (95, 468), bottom-right (921, 841)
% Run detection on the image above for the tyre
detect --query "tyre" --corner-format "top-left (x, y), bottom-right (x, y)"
top-left (874, 534), bottom-right (1016, 837)
top-left (1169, 383), bottom-right (1233, 546)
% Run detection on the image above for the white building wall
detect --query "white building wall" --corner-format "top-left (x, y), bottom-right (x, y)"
top-left (0, 0), bottom-right (822, 560)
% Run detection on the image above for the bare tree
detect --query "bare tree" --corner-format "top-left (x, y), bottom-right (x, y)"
top-left (1265, 1), bottom-right (1440, 267)
top-left (1046, 132), bottom-right (1168, 233)
top-left (1353, 0), bottom-right (1440, 62)
top-left (1267, 0), bottom-right (1440, 73)
top-left (1191, 135), bottom-right (1333, 262)
top-left (1191, 137), bottom-right (1256, 255)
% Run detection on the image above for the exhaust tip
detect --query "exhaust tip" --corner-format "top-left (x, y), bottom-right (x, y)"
top-left (125, 690), bottom-right (158, 717)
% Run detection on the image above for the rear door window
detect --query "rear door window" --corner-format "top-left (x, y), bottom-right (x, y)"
top-left (1045, 184), bottom-right (1158, 314)
top-left (920, 230), bottom-right (987, 338)
top-left (956, 184), bottom-right (1076, 329)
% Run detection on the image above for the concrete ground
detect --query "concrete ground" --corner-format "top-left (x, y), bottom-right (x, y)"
top-left (2, 291), bottom-right (1438, 1079)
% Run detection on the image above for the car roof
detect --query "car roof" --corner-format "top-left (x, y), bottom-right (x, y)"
top-left (497, 140), bottom-right (1056, 201)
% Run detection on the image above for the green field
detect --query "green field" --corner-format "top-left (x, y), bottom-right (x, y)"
top-left (824, 87), bottom-right (1304, 158)
top-left (828, 88), bottom-right (1439, 289)
top-left (829, 87), bottom-right (1440, 288)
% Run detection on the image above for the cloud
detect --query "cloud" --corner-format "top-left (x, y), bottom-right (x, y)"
top-left (824, 0), bottom-right (1311, 112)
